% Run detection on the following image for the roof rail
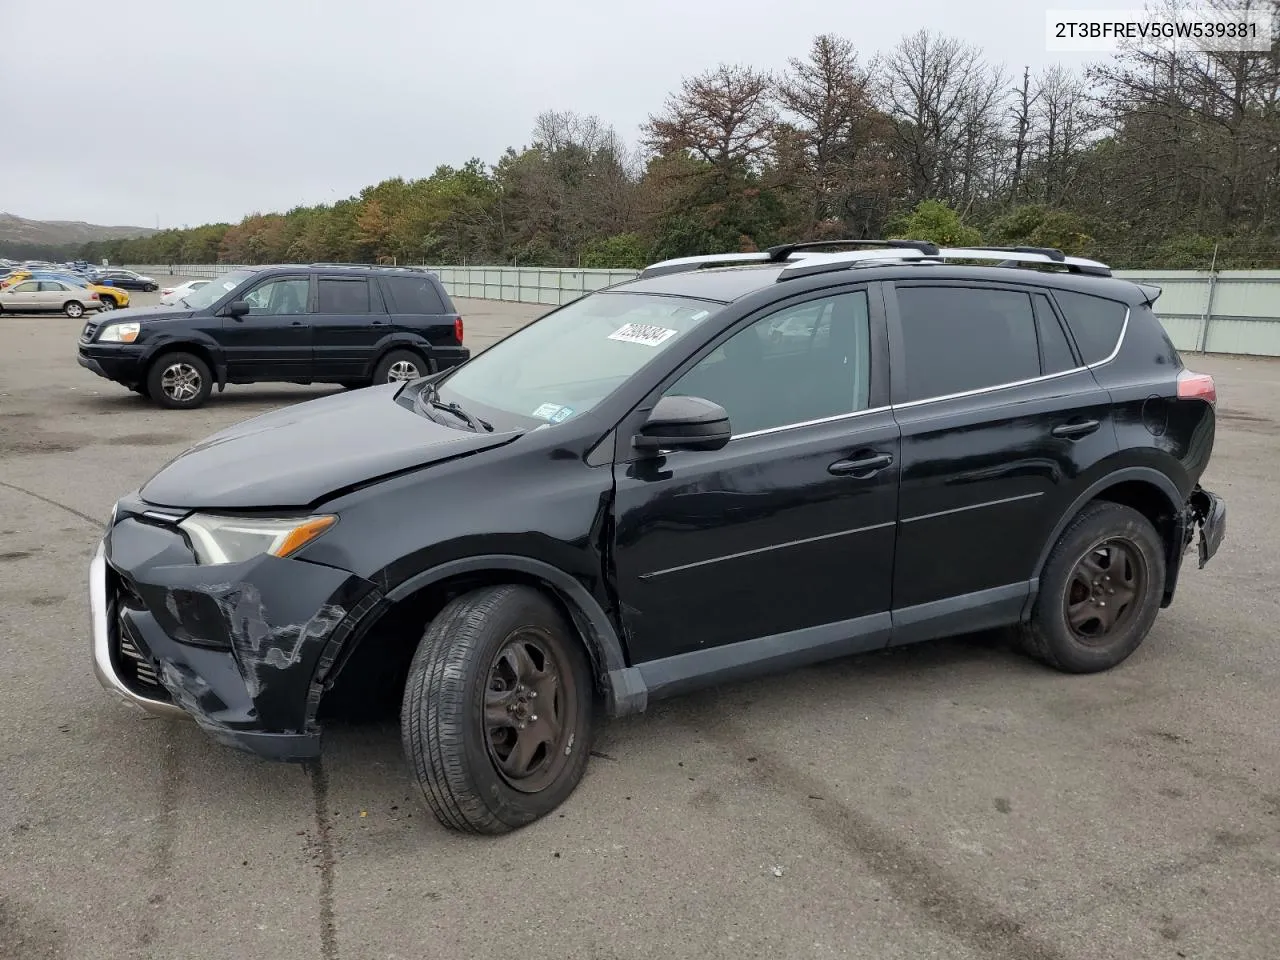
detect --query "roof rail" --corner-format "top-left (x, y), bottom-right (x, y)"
top-left (776, 247), bottom-right (1111, 281)
top-left (637, 252), bottom-right (774, 279)
top-left (764, 239), bottom-right (940, 260)
top-left (307, 262), bottom-right (430, 271)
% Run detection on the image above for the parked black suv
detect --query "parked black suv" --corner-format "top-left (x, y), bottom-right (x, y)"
top-left (88, 241), bottom-right (1226, 834)
top-left (77, 264), bottom-right (468, 408)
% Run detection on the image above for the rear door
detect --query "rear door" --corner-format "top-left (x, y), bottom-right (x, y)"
top-left (310, 275), bottom-right (384, 380)
top-left (885, 281), bottom-right (1118, 642)
top-left (219, 274), bottom-right (313, 381)
top-left (38, 280), bottom-right (73, 310)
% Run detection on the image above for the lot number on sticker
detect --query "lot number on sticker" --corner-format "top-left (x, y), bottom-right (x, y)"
top-left (609, 323), bottom-right (677, 347)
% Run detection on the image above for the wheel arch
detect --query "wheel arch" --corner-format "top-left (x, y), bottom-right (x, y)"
top-left (319, 555), bottom-right (646, 722)
top-left (368, 337), bottom-right (435, 378)
top-left (1026, 467), bottom-right (1185, 616)
top-left (141, 340), bottom-right (226, 387)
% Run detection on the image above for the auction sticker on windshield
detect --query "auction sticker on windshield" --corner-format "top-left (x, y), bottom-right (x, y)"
top-left (608, 323), bottom-right (677, 347)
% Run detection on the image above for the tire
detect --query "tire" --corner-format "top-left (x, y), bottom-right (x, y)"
top-left (1018, 502), bottom-right (1166, 673)
top-left (146, 351), bottom-right (213, 410)
top-left (401, 585), bottom-right (595, 834)
top-left (99, 298), bottom-right (116, 311)
top-left (373, 349), bottom-right (428, 385)
top-left (63, 301), bottom-right (85, 318)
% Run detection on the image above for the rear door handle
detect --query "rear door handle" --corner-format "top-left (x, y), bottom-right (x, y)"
top-left (829, 452), bottom-right (894, 477)
top-left (1051, 419), bottom-right (1100, 439)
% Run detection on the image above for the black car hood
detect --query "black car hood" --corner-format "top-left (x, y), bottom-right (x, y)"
top-left (140, 384), bottom-right (520, 509)
top-left (99, 305), bottom-right (195, 323)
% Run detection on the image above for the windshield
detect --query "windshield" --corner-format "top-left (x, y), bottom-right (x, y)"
top-left (437, 292), bottom-right (720, 426)
top-left (180, 269), bottom-right (257, 309)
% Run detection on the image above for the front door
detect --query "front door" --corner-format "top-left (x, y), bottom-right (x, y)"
top-left (2, 280), bottom-right (41, 310)
top-left (612, 286), bottom-right (901, 673)
top-left (220, 275), bottom-right (314, 382)
top-left (885, 281), bottom-right (1120, 640)
top-left (309, 275), bottom-right (385, 380)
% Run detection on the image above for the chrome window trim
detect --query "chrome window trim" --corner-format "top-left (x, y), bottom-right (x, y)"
top-left (729, 405), bottom-right (891, 441)
top-left (640, 520), bottom-right (897, 580)
top-left (893, 306), bottom-right (1129, 411)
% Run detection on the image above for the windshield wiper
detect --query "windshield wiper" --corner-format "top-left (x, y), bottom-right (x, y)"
top-left (419, 382), bottom-right (493, 432)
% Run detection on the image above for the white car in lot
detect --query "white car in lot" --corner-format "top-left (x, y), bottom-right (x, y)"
top-left (159, 279), bottom-right (212, 305)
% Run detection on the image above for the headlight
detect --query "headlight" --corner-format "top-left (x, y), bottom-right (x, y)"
top-left (178, 514), bottom-right (336, 565)
top-left (98, 322), bottom-right (140, 343)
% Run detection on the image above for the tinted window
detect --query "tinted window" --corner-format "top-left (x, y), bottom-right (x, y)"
top-left (382, 275), bottom-right (446, 314)
top-left (1033, 294), bottom-right (1077, 374)
top-left (243, 278), bottom-right (309, 316)
top-left (1052, 290), bottom-right (1127, 364)
top-left (317, 278), bottom-right (371, 314)
top-left (896, 287), bottom-right (1040, 402)
top-left (667, 292), bottom-right (871, 436)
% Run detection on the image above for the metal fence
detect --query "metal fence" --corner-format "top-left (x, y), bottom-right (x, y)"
top-left (127, 264), bottom-right (1280, 357)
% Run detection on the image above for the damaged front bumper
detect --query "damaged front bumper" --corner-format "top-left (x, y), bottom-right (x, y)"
top-left (88, 507), bottom-right (381, 761)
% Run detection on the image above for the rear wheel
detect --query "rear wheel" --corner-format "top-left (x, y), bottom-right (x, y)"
top-left (373, 349), bottom-right (428, 385)
top-left (146, 351), bottom-right (213, 409)
top-left (63, 301), bottom-right (85, 318)
top-left (401, 585), bottom-right (595, 834)
top-left (1018, 502), bottom-right (1166, 673)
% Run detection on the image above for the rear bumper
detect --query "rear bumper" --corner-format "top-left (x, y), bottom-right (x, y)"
top-left (1189, 485), bottom-right (1226, 568)
top-left (433, 345), bottom-right (470, 370)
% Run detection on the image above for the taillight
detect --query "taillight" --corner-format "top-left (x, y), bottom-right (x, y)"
top-left (90, 292), bottom-right (100, 300)
top-left (454, 316), bottom-right (464, 344)
top-left (1177, 369), bottom-right (1216, 404)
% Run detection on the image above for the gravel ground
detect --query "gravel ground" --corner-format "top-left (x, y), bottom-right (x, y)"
top-left (1, 285), bottom-right (1277, 960)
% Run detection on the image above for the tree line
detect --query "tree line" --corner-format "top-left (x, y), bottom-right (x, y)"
top-left (43, 11), bottom-right (1280, 271)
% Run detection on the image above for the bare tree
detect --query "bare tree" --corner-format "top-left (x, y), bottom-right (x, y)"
top-left (643, 64), bottom-right (777, 174)
top-left (1007, 67), bottom-right (1041, 203)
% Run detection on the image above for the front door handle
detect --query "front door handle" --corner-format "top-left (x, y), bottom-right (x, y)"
top-left (1051, 419), bottom-right (1100, 439)
top-left (829, 452), bottom-right (894, 477)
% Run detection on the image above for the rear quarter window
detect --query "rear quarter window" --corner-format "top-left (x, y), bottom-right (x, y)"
top-left (381, 275), bottom-right (447, 314)
top-left (1051, 290), bottom-right (1128, 364)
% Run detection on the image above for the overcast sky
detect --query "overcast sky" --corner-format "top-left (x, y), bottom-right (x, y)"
top-left (1, 0), bottom-right (1119, 228)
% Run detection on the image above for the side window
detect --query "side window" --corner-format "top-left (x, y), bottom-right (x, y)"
top-left (1033, 294), bottom-right (1078, 374)
top-left (895, 286), bottom-right (1040, 402)
top-left (243, 278), bottom-right (309, 316)
top-left (317, 278), bottom-right (371, 314)
top-left (666, 291), bottom-right (871, 437)
top-left (382, 275), bottom-right (446, 314)
top-left (1051, 290), bottom-right (1128, 364)
top-left (11, 281), bottom-right (38, 293)
top-left (39, 281), bottom-right (68, 292)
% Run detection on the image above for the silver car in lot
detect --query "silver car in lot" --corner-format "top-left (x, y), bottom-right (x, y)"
top-left (0, 278), bottom-right (105, 318)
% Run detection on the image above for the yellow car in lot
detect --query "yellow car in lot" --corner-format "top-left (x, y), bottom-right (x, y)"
top-left (0, 270), bottom-right (130, 310)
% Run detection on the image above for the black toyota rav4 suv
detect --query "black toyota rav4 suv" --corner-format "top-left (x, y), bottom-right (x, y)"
top-left (89, 241), bottom-right (1226, 834)
top-left (77, 264), bottom-right (468, 408)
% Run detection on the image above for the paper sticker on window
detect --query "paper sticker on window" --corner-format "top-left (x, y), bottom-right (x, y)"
top-left (608, 323), bottom-right (677, 347)
top-left (532, 402), bottom-right (562, 420)
top-left (548, 406), bottom-right (574, 423)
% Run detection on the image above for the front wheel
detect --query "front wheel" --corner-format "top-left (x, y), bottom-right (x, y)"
top-left (99, 298), bottom-right (116, 311)
top-left (146, 351), bottom-right (213, 409)
top-left (63, 301), bottom-right (85, 318)
top-left (1018, 502), bottom-right (1166, 673)
top-left (401, 585), bottom-right (595, 834)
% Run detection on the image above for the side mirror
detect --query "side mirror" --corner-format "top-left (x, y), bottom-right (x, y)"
top-left (225, 300), bottom-right (250, 318)
top-left (633, 395), bottom-right (732, 454)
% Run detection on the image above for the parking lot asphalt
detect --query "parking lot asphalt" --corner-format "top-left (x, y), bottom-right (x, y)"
top-left (1, 279), bottom-right (1278, 960)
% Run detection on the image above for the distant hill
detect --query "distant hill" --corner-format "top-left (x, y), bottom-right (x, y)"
top-left (0, 212), bottom-right (157, 249)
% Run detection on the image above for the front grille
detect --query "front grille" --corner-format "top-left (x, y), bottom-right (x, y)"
top-left (118, 623), bottom-right (162, 691)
